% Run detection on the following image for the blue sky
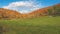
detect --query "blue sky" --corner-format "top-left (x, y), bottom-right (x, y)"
top-left (0, 0), bottom-right (60, 13)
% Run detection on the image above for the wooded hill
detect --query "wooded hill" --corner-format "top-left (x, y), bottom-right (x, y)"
top-left (0, 3), bottom-right (60, 19)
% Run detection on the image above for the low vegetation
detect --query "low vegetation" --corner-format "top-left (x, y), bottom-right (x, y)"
top-left (0, 16), bottom-right (60, 34)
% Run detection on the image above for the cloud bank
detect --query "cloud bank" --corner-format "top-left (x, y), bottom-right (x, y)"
top-left (3, 0), bottom-right (43, 14)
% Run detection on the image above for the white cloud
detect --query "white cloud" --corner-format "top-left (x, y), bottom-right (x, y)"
top-left (3, 1), bottom-right (43, 14)
top-left (3, 1), bottom-right (33, 8)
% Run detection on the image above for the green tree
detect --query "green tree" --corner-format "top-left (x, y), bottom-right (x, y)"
top-left (47, 8), bottom-right (52, 16)
top-left (53, 6), bottom-right (60, 16)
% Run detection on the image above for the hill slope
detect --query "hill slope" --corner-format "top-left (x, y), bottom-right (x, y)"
top-left (27, 3), bottom-right (60, 17)
top-left (0, 8), bottom-right (22, 19)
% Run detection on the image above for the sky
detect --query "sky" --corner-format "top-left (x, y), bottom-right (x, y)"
top-left (0, 0), bottom-right (60, 14)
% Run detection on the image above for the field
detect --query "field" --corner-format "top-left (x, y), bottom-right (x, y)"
top-left (0, 16), bottom-right (60, 34)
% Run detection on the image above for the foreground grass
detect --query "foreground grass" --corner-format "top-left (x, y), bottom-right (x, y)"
top-left (0, 16), bottom-right (60, 34)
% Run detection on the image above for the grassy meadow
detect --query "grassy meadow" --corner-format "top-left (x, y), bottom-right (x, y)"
top-left (0, 16), bottom-right (60, 34)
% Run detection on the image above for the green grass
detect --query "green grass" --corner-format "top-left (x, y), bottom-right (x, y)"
top-left (0, 16), bottom-right (60, 34)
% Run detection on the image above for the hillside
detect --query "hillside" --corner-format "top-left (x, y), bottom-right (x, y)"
top-left (0, 8), bottom-right (22, 19)
top-left (0, 3), bottom-right (60, 19)
top-left (27, 3), bottom-right (60, 17)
